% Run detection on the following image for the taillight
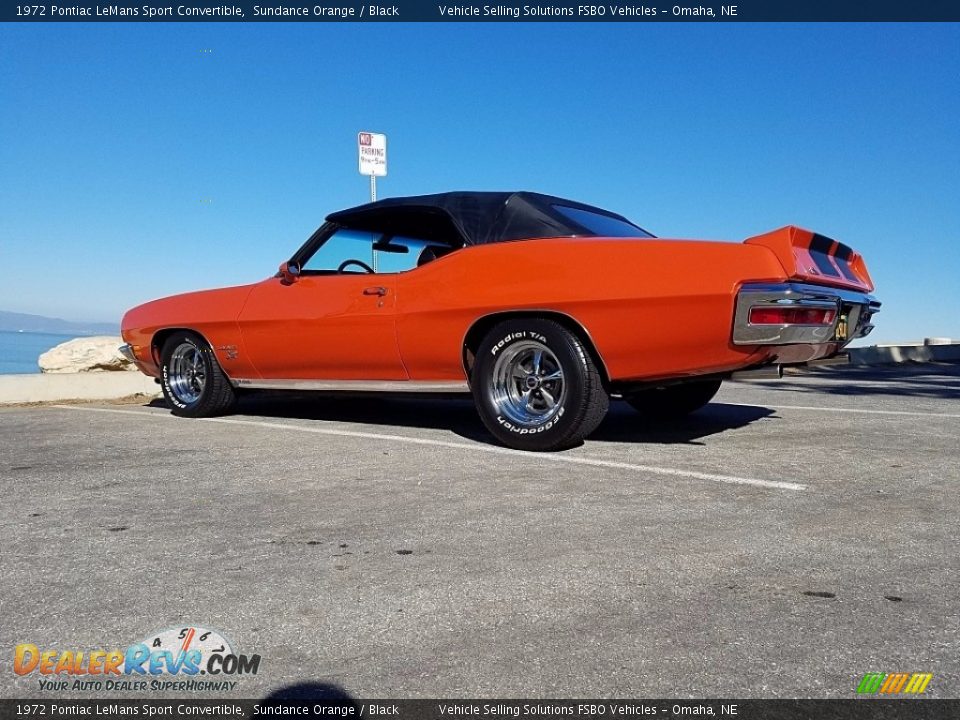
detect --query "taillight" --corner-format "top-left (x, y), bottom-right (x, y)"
top-left (749, 307), bottom-right (836, 325)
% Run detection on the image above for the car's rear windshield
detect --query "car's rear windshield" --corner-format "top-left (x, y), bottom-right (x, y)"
top-left (552, 204), bottom-right (655, 238)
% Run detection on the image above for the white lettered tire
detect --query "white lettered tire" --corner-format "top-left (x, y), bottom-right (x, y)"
top-left (472, 319), bottom-right (608, 451)
top-left (160, 331), bottom-right (237, 418)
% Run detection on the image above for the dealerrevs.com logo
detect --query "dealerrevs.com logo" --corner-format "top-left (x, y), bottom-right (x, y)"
top-left (14, 626), bottom-right (261, 693)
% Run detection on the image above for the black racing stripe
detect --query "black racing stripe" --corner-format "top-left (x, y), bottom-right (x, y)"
top-left (834, 257), bottom-right (860, 282)
top-left (809, 233), bottom-right (837, 254)
top-left (808, 233), bottom-right (841, 277)
top-left (834, 242), bottom-right (854, 261)
top-left (809, 251), bottom-right (841, 276)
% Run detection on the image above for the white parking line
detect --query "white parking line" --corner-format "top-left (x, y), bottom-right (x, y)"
top-left (53, 405), bottom-right (806, 492)
top-left (725, 402), bottom-right (960, 419)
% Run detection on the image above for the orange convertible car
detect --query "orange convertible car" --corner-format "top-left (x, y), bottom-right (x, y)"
top-left (121, 191), bottom-right (880, 451)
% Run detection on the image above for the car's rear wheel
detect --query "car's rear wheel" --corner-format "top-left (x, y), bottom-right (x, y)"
top-left (472, 319), bottom-right (608, 451)
top-left (624, 378), bottom-right (722, 420)
top-left (160, 331), bottom-right (236, 418)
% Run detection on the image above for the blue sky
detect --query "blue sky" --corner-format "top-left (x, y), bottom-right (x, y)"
top-left (0, 22), bottom-right (957, 343)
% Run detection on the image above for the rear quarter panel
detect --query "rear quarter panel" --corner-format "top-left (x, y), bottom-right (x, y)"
top-left (396, 238), bottom-right (788, 382)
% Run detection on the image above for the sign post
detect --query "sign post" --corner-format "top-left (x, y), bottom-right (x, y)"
top-left (357, 131), bottom-right (387, 203)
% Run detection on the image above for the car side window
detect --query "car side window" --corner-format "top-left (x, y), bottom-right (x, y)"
top-left (301, 228), bottom-right (380, 273)
top-left (374, 235), bottom-right (444, 273)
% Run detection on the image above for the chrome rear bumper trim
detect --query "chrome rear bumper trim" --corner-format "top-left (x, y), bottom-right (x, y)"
top-left (732, 282), bottom-right (880, 346)
top-left (118, 343), bottom-right (137, 362)
top-left (231, 378), bottom-right (470, 393)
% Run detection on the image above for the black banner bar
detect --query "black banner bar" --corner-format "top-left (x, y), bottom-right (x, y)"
top-left (3, 0), bottom-right (960, 22)
top-left (1, 700), bottom-right (958, 720)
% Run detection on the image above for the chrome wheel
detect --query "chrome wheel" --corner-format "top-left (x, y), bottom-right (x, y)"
top-left (490, 340), bottom-right (566, 427)
top-left (168, 342), bottom-right (207, 405)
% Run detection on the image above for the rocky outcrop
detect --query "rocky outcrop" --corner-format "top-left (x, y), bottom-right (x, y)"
top-left (39, 336), bottom-right (135, 373)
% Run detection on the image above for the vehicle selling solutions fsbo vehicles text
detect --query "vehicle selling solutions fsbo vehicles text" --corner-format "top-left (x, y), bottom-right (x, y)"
top-left (435, 5), bottom-right (735, 17)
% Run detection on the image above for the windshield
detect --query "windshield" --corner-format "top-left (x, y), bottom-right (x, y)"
top-left (552, 205), bottom-right (655, 238)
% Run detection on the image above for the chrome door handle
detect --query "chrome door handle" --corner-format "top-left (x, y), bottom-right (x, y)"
top-left (363, 286), bottom-right (387, 296)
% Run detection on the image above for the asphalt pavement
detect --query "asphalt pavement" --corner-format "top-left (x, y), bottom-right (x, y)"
top-left (1, 364), bottom-right (957, 699)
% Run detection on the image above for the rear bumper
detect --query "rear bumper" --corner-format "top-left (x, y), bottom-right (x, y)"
top-left (732, 282), bottom-right (880, 346)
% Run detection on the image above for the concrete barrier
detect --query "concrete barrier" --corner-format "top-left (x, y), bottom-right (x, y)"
top-left (847, 341), bottom-right (960, 366)
top-left (0, 372), bottom-right (160, 405)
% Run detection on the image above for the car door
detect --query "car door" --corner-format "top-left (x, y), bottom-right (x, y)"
top-left (237, 228), bottom-right (407, 381)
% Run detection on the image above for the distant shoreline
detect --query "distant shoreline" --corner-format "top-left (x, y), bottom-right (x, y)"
top-left (0, 309), bottom-right (118, 337)
top-left (0, 330), bottom-right (112, 376)
top-left (0, 329), bottom-right (114, 337)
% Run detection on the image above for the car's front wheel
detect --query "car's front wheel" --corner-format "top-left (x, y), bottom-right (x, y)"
top-left (624, 378), bottom-right (722, 420)
top-left (472, 319), bottom-right (608, 451)
top-left (160, 331), bottom-right (237, 418)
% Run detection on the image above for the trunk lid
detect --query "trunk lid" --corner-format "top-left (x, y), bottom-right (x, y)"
top-left (744, 226), bottom-right (875, 292)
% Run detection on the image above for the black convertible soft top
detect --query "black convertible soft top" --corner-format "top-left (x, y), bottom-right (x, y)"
top-left (325, 191), bottom-right (647, 247)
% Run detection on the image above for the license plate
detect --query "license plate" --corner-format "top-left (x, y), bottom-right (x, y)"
top-left (836, 314), bottom-right (848, 341)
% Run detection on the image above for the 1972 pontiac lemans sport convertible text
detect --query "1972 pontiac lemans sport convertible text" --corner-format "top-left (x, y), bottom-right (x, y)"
top-left (121, 191), bottom-right (880, 451)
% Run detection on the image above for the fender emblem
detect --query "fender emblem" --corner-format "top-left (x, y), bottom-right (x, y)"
top-left (216, 345), bottom-right (239, 360)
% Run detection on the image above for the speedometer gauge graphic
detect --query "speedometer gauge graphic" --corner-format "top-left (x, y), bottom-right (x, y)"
top-left (140, 626), bottom-right (234, 658)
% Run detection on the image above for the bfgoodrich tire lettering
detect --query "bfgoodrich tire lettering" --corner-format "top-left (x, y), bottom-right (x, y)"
top-left (472, 319), bottom-right (608, 451)
top-left (160, 331), bottom-right (237, 418)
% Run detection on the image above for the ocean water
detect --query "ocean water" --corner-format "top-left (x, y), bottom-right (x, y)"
top-left (0, 331), bottom-right (83, 374)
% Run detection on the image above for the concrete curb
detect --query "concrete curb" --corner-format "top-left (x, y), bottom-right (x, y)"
top-left (0, 372), bottom-right (160, 405)
top-left (847, 343), bottom-right (960, 366)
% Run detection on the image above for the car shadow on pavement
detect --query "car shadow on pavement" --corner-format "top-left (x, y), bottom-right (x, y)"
top-left (589, 402), bottom-right (775, 446)
top-left (736, 363), bottom-right (960, 400)
top-left (172, 392), bottom-right (775, 448)
top-left (261, 681), bottom-right (358, 705)
top-left (232, 392), bottom-right (487, 437)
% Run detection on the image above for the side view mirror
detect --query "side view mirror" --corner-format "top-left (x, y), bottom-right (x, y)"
top-left (279, 261), bottom-right (301, 284)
